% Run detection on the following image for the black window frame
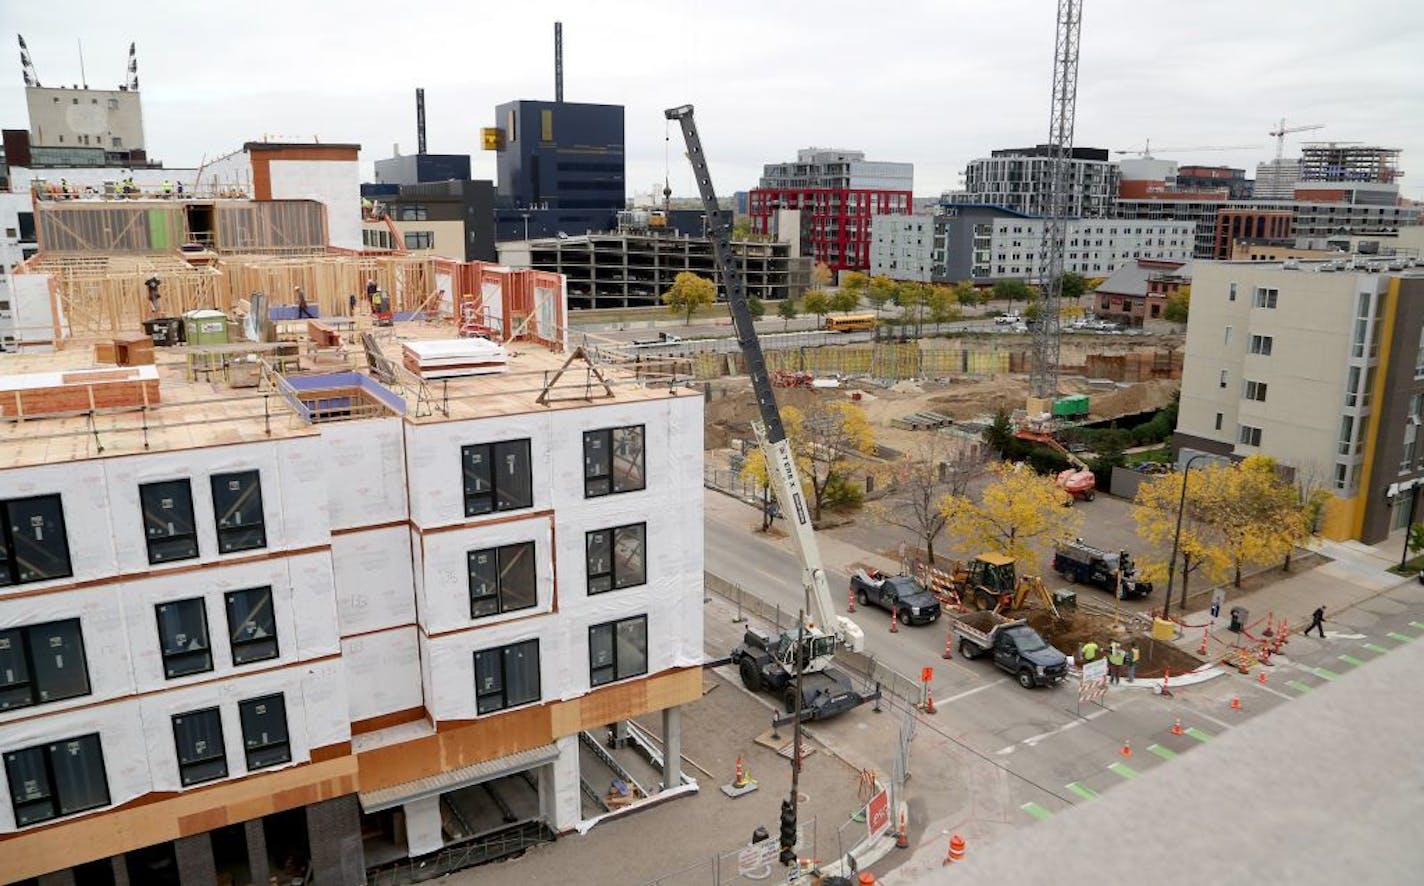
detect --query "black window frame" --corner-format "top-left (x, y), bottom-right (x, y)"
top-left (224, 587), bottom-right (279, 665)
top-left (239, 693), bottom-right (291, 771)
top-left (467, 542), bottom-right (538, 619)
top-left (585, 523), bottom-right (647, 595)
top-left (0, 618), bottom-right (91, 712)
top-left (461, 439), bottom-right (534, 517)
top-left (139, 479), bottom-right (200, 564)
top-left (473, 639), bottom-right (542, 714)
top-left (155, 598), bottom-right (213, 679)
top-left (210, 471), bottom-right (267, 554)
top-left (0, 494), bottom-right (74, 587)
top-left (589, 615), bottom-right (649, 687)
top-left (171, 707), bottom-right (227, 786)
top-left (583, 425), bottom-right (646, 498)
top-left (4, 733), bottom-right (110, 827)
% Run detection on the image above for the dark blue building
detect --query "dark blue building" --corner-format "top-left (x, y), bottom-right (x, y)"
top-left (373, 152), bottom-right (472, 186)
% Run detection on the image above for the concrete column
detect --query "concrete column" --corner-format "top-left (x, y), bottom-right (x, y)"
top-left (607, 720), bottom-right (630, 748)
top-left (37, 870), bottom-right (76, 886)
top-left (306, 795), bottom-right (365, 885)
top-left (661, 705), bottom-right (683, 790)
top-left (401, 795), bottom-right (444, 857)
top-left (110, 855), bottom-right (130, 886)
top-left (549, 735), bottom-right (582, 831)
top-left (244, 817), bottom-right (271, 885)
top-left (175, 835), bottom-right (217, 886)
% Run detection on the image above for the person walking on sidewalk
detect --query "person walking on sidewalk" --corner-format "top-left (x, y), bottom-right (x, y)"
top-left (1108, 642), bottom-right (1125, 684)
top-left (1305, 605), bottom-right (1327, 638)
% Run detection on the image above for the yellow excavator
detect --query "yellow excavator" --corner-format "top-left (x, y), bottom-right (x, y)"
top-left (949, 553), bottom-right (1060, 619)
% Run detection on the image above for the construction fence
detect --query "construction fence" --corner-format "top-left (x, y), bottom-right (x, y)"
top-left (640, 816), bottom-right (821, 886)
top-left (685, 342), bottom-right (1016, 382)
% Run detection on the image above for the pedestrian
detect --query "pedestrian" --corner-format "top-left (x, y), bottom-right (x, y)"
top-left (144, 276), bottom-right (162, 316)
top-left (1108, 642), bottom-right (1125, 685)
top-left (1080, 639), bottom-right (1099, 664)
top-left (1127, 644), bottom-right (1140, 682)
top-left (348, 293), bottom-right (357, 316)
top-left (1304, 605), bottom-right (1326, 639)
top-left (295, 285), bottom-right (314, 319)
top-left (366, 278), bottom-right (378, 311)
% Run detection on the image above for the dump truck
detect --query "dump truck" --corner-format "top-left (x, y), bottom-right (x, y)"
top-left (949, 610), bottom-right (1068, 689)
top-left (1052, 538), bottom-right (1153, 599)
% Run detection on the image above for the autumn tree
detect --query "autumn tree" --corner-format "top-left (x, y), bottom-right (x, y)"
top-left (1207, 455), bottom-right (1311, 586)
top-left (661, 271), bottom-right (716, 324)
top-left (874, 437), bottom-right (984, 566)
top-left (731, 217), bottom-right (756, 241)
top-left (940, 463), bottom-right (1081, 573)
top-left (747, 295), bottom-right (766, 321)
top-left (951, 282), bottom-right (981, 308)
top-left (840, 271), bottom-right (869, 298)
top-left (992, 278), bottom-right (1034, 312)
top-left (866, 275), bottom-right (897, 315)
top-left (802, 289), bottom-right (831, 328)
top-left (811, 261), bottom-right (833, 290)
top-left (926, 285), bottom-right (962, 325)
top-left (830, 288), bottom-right (860, 315)
top-left (1164, 284), bottom-right (1191, 323)
top-left (1134, 466), bottom-right (1232, 617)
top-left (740, 401), bottom-right (877, 522)
top-left (1059, 272), bottom-right (1088, 301)
top-left (777, 297), bottom-right (799, 330)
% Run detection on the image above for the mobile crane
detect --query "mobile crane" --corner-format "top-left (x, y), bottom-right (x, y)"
top-left (1014, 427), bottom-right (1096, 501)
top-left (665, 104), bottom-right (872, 720)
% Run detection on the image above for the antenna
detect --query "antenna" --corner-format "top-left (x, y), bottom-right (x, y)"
top-left (126, 42), bottom-right (138, 91)
top-left (19, 34), bottom-right (41, 87)
top-left (77, 37), bottom-right (87, 88)
top-left (554, 21), bottom-right (563, 102)
top-left (416, 88), bottom-right (427, 154)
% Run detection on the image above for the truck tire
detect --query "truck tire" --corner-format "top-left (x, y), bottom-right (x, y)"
top-left (783, 688), bottom-right (799, 714)
top-left (897, 608), bottom-right (910, 625)
top-left (960, 639), bottom-right (979, 660)
top-left (975, 589), bottom-right (998, 612)
top-left (739, 658), bottom-right (762, 693)
top-left (1017, 668), bottom-right (1036, 689)
top-left (856, 589), bottom-right (869, 606)
top-left (1083, 491), bottom-right (1095, 501)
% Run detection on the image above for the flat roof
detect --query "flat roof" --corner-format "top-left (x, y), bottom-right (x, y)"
top-left (0, 319), bottom-right (685, 470)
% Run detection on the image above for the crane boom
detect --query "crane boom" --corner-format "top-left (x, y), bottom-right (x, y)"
top-left (664, 104), bottom-right (863, 653)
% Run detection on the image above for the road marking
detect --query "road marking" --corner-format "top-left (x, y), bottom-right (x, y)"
top-left (1387, 632), bottom-right (1413, 643)
top-left (1065, 782), bottom-right (1099, 801)
top-left (1312, 667), bottom-right (1339, 681)
top-left (1193, 709), bottom-right (1234, 731)
top-left (1255, 682), bottom-right (1296, 701)
top-left (1147, 743), bottom-right (1178, 761)
top-left (1108, 762), bottom-right (1140, 780)
top-left (1022, 707), bottom-right (1111, 747)
top-left (1185, 726), bottom-right (1214, 743)
top-left (1021, 802), bottom-right (1054, 821)
top-left (1363, 643), bottom-right (1390, 654)
top-left (943, 678), bottom-right (1010, 703)
top-left (1339, 654), bottom-right (1365, 667)
top-left (1286, 680), bottom-right (1313, 693)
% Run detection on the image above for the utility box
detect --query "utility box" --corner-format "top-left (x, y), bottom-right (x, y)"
top-left (1052, 588), bottom-right (1077, 610)
top-left (184, 309), bottom-right (229, 346)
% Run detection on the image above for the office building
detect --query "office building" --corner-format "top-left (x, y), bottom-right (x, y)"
top-left (1092, 259), bottom-right (1191, 327)
top-left (748, 148), bottom-right (913, 273)
top-left (1253, 159), bottom-right (1301, 200)
top-left (870, 214), bottom-right (936, 282)
top-left (360, 179), bottom-right (497, 262)
top-left (951, 145), bottom-right (1119, 219)
top-left (1175, 165), bottom-right (1252, 200)
top-left (0, 268), bottom-right (704, 883)
top-left (1175, 259), bottom-right (1424, 543)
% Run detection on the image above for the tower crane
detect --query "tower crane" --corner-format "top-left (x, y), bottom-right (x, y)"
top-left (1114, 141), bottom-right (1259, 158)
top-left (1268, 119), bottom-right (1324, 161)
top-left (664, 104), bottom-right (874, 722)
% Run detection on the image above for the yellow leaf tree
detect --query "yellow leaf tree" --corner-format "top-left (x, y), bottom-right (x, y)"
top-left (739, 401), bottom-right (876, 522)
top-left (1206, 455), bottom-right (1311, 587)
top-left (939, 463), bottom-right (1081, 574)
top-left (1133, 467), bottom-right (1232, 617)
top-left (661, 271), bottom-right (716, 325)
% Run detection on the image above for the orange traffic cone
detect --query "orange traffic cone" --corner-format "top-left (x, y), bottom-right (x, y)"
top-left (1258, 670), bottom-right (1268, 684)
top-left (890, 605), bottom-right (899, 633)
top-left (847, 587), bottom-right (856, 613)
top-left (1263, 611), bottom-right (1275, 638)
top-left (1171, 718), bottom-right (1183, 736)
top-left (923, 684), bottom-right (937, 715)
top-left (895, 807), bottom-right (909, 849)
top-left (942, 629), bottom-right (954, 660)
top-left (941, 834), bottom-right (966, 865)
top-left (1230, 695), bottom-right (1242, 710)
top-left (1120, 739), bottom-right (1132, 757)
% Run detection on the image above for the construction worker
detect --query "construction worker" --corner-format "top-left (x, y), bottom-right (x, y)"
top-left (161, 179), bottom-right (173, 198)
top-left (295, 285), bottom-right (314, 319)
top-left (361, 196), bottom-right (373, 219)
top-left (145, 276), bottom-right (162, 316)
top-left (1080, 639), bottom-right (1099, 664)
top-left (1107, 642), bottom-right (1126, 685)
top-left (1127, 644), bottom-right (1140, 682)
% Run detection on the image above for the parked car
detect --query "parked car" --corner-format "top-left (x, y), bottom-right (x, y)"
top-left (849, 569), bottom-right (942, 625)
top-left (994, 312), bottom-right (1023, 325)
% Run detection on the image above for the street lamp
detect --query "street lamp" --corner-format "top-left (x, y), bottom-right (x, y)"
top-left (1162, 453), bottom-right (1212, 620)
top-left (521, 213), bottom-right (531, 242)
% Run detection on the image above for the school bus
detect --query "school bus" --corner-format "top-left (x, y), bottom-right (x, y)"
top-left (825, 313), bottom-right (877, 332)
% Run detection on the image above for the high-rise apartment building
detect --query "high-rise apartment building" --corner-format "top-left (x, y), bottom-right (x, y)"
top-left (951, 146), bottom-right (1119, 219)
top-left (1252, 159), bottom-right (1301, 200)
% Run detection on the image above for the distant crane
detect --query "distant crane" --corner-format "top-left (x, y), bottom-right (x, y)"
top-left (18, 34), bottom-right (41, 87)
top-left (1268, 119), bottom-right (1324, 161)
top-left (1115, 141), bottom-right (1259, 158)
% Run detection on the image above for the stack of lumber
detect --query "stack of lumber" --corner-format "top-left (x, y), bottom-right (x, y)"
top-left (401, 338), bottom-right (509, 379)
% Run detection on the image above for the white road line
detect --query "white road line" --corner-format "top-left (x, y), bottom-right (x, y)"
top-left (1023, 707), bottom-right (1110, 747)
top-left (943, 678), bottom-right (1011, 703)
top-left (1254, 682), bottom-right (1295, 701)
top-left (1195, 710), bottom-right (1233, 731)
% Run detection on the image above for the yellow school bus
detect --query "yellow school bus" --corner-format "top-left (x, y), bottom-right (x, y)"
top-left (825, 313), bottom-right (877, 332)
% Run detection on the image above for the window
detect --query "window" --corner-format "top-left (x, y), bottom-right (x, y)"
top-left (155, 599), bottom-right (212, 679)
top-left (1243, 380), bottom-right (1268, 402)
top-left (238, 694), bottom-right (290, 771)
top-left (1249, 335), bottom-right (1273, 356)
top-left (395, 204), bottom-right (428, 221)
top-left (1252, 288), bottom-right (1278, 309)
top-left (403, 231), bottom-right (434, 250)
top-left (210, 472), bottom-right (266, 554)
top-left (225, 587), bottom-right (278, 665)
top-left (1239, 425), bottom-right (1262, 447)
top-left (1219, 369), bottom-right (1229, 389)
top-left (4, 734), bottom-right (109, 827)
top-left (461, 440), bottom-right (533, 516)
top-left (1224, 325), bottom-right (1232, 346)
top-left (468, 542), bottom-right (537, 618)
top-left (583, 426), bottom-right (645, 497)
top-left (140, 480), bottom-right (199, 564)
top-left (111, 136), bottom-right (121, 148)
top-left (1415, 327), bottom-right (1424, 380)
top-left (1, 494), bottom-right (73, 587)
top-left (1215, 412), bottom-right (1223, 431)
top-left (1339, 416), bottom-right (1356, 457)
top-left (172, 708), bottom-right (226, 786)
top-left (589, 615), bottom-right (648, 687)
top-left (586, 523), bottom-right (646, 594)
top-left (0, 619), bottom-right (90, 712)
top-left (473, 639), bottom-right (541, 714)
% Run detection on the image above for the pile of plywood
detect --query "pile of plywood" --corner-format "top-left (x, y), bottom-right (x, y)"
top-left (0, 366), bottom-right (161, 417)
top-left (401, 338), bottom-right (509, 379)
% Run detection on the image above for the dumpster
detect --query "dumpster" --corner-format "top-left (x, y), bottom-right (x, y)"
top-left (1228, 605), bottom-right (1248, 634)
top-left (184, 310), bottom-right (229, 346)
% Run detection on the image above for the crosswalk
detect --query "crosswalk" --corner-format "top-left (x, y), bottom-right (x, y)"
top-left (1022, 618), bottom-right (1424, 822)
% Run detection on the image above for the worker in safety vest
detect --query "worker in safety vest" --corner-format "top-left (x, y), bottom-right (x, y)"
top-left (1108, 643), bottom-right (1126, 685)
top-left (1079, 640), bottom-right (1099, 664)
top-left (161, 180), bottom-right (173, 197)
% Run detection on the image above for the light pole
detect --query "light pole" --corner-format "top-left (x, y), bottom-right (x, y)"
top-left (521, 213), bottom-right (530, 242)
top-left (1163, 453), bottom-right (1211, 620)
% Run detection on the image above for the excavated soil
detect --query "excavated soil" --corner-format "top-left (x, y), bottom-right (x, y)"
top-left (1022, 608), bottom-right (1203, 678)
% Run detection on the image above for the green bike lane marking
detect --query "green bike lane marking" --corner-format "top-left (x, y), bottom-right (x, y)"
top-left (1147, 744), bottom-right (1178, 761)
top-left (1184, 726), bottom-right (1213, 743)
top-left (1022, 802), bottom-right (1054, 821)
top-left (1387, 632), bottom-right (1413, 643)
top-left (1286, 679), bottom-right (1313, 693)
top-left (1065, 782), bottom-right (1099, 801)
top-left (1338, 654), bottom-right (1366, 667)
top-left (1108, 761), bottom-right (1140, 780)
top-left (1311, 667), bottom-right (1339, 680)
top-left (1363, 643), bottom-right (1390, 654)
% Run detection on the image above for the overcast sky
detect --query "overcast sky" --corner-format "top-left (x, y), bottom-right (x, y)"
top-left (5, 0), bottom-right (1423, 200)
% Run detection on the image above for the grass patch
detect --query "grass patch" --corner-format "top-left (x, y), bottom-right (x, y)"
top-left (1386, 554), bottom-right (1424, 576)
top-left (1125, 446), bottom-right (1171, 465)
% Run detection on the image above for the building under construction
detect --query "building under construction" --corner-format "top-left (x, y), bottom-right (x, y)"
top-left (1299, 144), bottom-right (1402, 184)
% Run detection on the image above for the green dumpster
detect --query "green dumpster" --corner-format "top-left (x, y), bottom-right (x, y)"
top-left (184, 310), bottom-right (229, 346)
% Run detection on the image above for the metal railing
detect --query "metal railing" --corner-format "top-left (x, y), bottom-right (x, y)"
top-left (365, 820), bottom-right (555, 885)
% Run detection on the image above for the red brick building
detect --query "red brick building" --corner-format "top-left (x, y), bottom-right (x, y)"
top-left (1095, 258), bottom-right (1191, 327)
top-left (1211, 209), bottom-right (1293, 259)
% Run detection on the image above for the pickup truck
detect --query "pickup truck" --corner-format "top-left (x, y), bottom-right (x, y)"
top-left (850, 570), bottom-right (942, 625)
top-left (948, 610), bottom-right (1068, 689)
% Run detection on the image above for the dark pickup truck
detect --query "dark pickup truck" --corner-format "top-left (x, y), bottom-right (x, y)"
top-left (949, 610), bottom-right (1068, 689)
top-left (850, 570), bottom-right (941, 625)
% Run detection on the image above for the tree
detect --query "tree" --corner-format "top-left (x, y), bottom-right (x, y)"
top-left (992, 279), bottom-right (1034, 312)
top-left (1163, 284), bottom-right (1191, 324)
top-left (840, 271), bottom-right (869, 297)
top-left (740, 402), bottom-right (877, 522)
top-left (926, 285), bottom-right (962, 325)
top-left (661, 271), bottom-right (716, 324)
top-left (1208, 455), bottom-right (1310, 587)
top-left (802, 290), bottom-right (831, 328)
top-left (830, 289), bottom-right (860, 315)
top-left (939, 463), bottom-right (1081, 573)
top-left (777, 298), bottom-right (799, 330)
top-left (982, 408), bottom-right (1015, 457)
top-left (874, 438), bottom-right (984, 566)
top-left (1133, 467), bottom-right (1232, 616)
top-left (731, 217), bottom-right (756, 241)
top-left (748, 295), bottom-right (766, 321)
top-left (895, 281), bottom-right (929, 336)
top-left (811, 261), bottom-right (833, 290)
top-left (1059, 272), bottom-right (1088, 301)
top-left (951, 282), bottom-right (981, 309)
top-left (864, 275), bottom-right (896, 317)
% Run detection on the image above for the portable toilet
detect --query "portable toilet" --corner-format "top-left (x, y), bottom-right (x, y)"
top-left (184, 309), bottom-right (230, 346)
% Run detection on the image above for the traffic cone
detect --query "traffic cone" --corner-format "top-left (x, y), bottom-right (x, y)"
top-left (733, 755), bottom-right (753, 789)
top-left (1279, 618), bottom-right (1290, 647)
top-left (1263, 611), bottom-right (1275, 638)
top-left (923, 684), bottom-right (937, 715)
top-left (1120, 739), bottom-right (1132, 757)
top-left (942, 834), bottom-right (966, 865)
top-left (890, 605), bottom-right (899, 633)
top-left (1230, 695), bottom-right (1242, 710)
top-left (847, 586), bottom-right (856, 613)
top-left (1198, 627), bottom-right (1209, 656)
top-left (1171, 718), bottom-right (1183, 736)
top-left (895, 807), bottom-right (909, 849)
top-left (1258, 670), bottom-right (1268, 684)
